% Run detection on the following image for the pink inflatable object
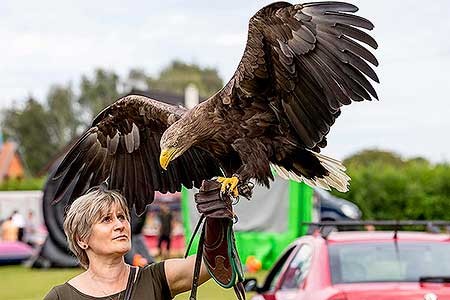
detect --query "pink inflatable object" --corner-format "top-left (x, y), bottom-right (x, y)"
top-left (0, 241), bottom-right (33, 264)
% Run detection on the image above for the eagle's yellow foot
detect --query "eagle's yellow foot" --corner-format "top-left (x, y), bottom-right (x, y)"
top-left (217, 176), bottom-right (239, 198)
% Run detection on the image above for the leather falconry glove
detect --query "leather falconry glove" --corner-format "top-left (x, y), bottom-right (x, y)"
top-left (187, 180), bottom-right (245, 300)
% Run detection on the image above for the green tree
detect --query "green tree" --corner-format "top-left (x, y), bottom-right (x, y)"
top-left (124, 68), bottom-right (151, 91)
top-left (333, 151), bottom-right (450, 221)
top-left (78, 69), bottom-right (120, 121)
top-left (46, 84), bottom-right (80, 148)
top-left (149, 60), bottom-right (223, 98)
top-left (343, 149), bottom-right (404, 168)
top-left (2, 97), bottom-right (56, 175)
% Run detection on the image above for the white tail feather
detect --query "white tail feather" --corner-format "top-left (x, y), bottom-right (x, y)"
top-left (270, 150), bottom-right (350, 192)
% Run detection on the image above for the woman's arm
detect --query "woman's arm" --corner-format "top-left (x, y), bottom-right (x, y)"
top-left (164, 254), bottom-right (210, 297)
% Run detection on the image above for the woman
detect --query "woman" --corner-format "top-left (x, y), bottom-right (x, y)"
top-left (44, 187), bottom-right (210, 300)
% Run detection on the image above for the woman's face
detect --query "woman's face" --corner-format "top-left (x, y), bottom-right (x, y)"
top-left (86, 204), bottom-right (131, 257)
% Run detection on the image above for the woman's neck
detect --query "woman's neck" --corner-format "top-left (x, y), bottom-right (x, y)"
top-left (87, 255), bottom-right (129, 283)
top-left (68, 256), bottom-right (131, 297)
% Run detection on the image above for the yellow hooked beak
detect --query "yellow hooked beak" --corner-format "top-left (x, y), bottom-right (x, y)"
top-left (159, 148), bottom-right (178, 170)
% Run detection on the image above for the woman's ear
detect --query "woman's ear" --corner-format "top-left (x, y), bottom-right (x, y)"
top-left (77, 237), bottom-right (89, 250)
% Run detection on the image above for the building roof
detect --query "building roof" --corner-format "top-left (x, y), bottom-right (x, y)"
top-left (129, 89), bottom-right (185, 106)
top-left (0, 142), bottom-right (25, 182)
top-left (129, 88), bottom-right (205, 106)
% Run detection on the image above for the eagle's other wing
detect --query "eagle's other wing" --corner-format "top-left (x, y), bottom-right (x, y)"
top-left (52, 95), bottom-right (222, 214)
top-left (221, 1), bottom-right (378, 150)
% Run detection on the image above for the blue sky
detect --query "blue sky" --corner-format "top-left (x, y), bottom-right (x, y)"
top-left (1, 0), bottom-right (449, 162)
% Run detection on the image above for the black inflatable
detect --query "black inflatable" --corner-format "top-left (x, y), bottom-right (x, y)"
top-left (31, 160), bottom-right (153, 268)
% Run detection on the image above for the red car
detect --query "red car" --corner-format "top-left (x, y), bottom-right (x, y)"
top-left (246, 224), bottom-right (450, 300)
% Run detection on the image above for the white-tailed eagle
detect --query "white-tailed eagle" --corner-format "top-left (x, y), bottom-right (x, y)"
top-left (52, 1), bottom-right (379, 214)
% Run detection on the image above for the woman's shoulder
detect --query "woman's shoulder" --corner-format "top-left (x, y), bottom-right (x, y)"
top-left (138, 261), bottom-right (169, 287)
top-left (140, 261), bottom-right (165, 278)
top-left (43, 283), bottom-right (73, 300)
top-left (136, 262), bottom-right (171, 300)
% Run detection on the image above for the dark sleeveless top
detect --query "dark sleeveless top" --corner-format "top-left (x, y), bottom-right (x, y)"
top-left (44, 262), bottom-right (171, 300)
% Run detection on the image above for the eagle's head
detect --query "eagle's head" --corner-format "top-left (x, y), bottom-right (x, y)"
top-left (160, 102), bottom-right (213, 170)
top-left (159, 116), bottom-right (197, 170)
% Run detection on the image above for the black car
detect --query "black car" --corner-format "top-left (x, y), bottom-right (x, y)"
top-left (313, 188), bottom-right (362, 221)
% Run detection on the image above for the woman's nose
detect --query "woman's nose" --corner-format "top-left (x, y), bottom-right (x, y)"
top-left (113, 217), bottom-right (125, 229)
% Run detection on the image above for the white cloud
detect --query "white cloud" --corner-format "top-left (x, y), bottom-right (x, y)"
top-left (214, 32), bottom-right (247, 47)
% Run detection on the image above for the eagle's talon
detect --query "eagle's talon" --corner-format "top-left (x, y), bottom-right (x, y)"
top-left (217, 176), bottom-right (240, 197)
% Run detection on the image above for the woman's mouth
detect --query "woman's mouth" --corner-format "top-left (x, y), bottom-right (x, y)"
top-left (113, 235), bottom-right (128, 240)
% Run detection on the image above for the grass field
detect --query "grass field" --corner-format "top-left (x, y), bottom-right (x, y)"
top-left (0, 265), bottom-right (267, 300)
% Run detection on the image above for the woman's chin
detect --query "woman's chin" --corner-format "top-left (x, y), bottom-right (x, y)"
top-left (113, 243), bottom-right (131, 255)
top-left (121, 244), bottom-right (132, 254)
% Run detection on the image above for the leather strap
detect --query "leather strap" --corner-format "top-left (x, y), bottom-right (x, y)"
top-left (185, 214), bottom-right (205, 258)
top-left (124, 266), bottom-right (137, 300)
top-left (189, 224), bottom-right (206, 300)
top-left (234, 282), bottom-right (246, 300)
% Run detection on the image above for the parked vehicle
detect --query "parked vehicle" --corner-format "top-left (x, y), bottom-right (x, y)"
top-left (313, 188), bottom-right (362, 221)
top-left (246, 221), bottom-right (450, 300)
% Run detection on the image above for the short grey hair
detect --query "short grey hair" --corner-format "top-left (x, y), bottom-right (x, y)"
top-left (63, 187), bottom-right (130, 269)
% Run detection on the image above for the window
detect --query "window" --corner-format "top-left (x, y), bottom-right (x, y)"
top-left (261, 246), bottom-right (296, 292)
top-left (280, 244), bottom-right (313, 290)
top-left (328, 242), bottom-right (450, 284)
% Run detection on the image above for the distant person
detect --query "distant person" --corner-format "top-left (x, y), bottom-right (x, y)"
top-left (1, 216), bottom-right (18, 241)
top-left (364, 224), bottom-right (376, 232)
top-left (157, 204), bottom-right (173, 258)
top-left (44, 187), bottom-right (210, 300)
top-left (24, 210), bottom-right (37, 247)
top-left (11, 210), bottom-right (25, 241)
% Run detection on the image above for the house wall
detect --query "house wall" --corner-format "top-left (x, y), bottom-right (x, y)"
top-left (7, 154), bottom-right (25, 178)
top-left (0, 142), bottom-right (25, 182)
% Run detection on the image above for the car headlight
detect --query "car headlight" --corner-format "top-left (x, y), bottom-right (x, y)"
top-left (341, 204), bottom-right (360, 219)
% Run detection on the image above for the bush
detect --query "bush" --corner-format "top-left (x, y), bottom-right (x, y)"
top-left (332, 161), bottom-right (450, 220)
top-left (0, 177), bottom-right (46, 191)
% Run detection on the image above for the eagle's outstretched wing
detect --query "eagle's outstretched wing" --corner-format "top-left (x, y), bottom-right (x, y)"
top-left (52, 95), bottom-right (222, 214)
top-left (221, 1), bottom-right (378, 150)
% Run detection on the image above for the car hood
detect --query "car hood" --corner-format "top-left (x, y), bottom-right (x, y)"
top-left (334, 282), bottom-right (450, 300)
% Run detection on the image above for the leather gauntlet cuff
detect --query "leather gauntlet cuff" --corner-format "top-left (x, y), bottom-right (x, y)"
top-left (194, 180), bottom-right (233, 219)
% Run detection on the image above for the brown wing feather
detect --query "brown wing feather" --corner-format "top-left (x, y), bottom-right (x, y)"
top-left (221, 1), bottom-right (379, 150)
top-left (52, 95), bottom-right (222, 214)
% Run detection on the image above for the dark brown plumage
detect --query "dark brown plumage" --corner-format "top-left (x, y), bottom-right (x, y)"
top-left (52, 1), bottom-right (379, 214)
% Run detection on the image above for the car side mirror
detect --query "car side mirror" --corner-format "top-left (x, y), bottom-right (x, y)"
top-left (243, 278), bottom-right (258, 292)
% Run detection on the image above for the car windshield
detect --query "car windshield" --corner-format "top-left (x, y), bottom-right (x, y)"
top-left (328, 242), bottom-right (450, 284)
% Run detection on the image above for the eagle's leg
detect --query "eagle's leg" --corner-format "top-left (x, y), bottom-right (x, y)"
top-left (217, 176), bottom-right (240, 198)
top-left (216, 176), bottom-right (254, 199)
top-left (237, 180), bottom-right (254, 200)
top-left (227, 138), bottom-right (272, 199)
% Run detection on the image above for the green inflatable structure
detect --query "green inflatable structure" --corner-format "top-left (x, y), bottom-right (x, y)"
top-left (181, 177), bottom-right (313, 269)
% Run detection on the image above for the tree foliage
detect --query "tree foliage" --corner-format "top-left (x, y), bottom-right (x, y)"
top-left (46, 84), bottom-right (80, 149)
top-left (148, 60), bottom-right (223, 98)
top-left (333, 151), bottom-right (450, 220)
top-left (78, 69), bottom-right (120, 121)
top-left (124, 61), bottom-right (224, 98)
top-left (343, 149), bottom-right (404, 168)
